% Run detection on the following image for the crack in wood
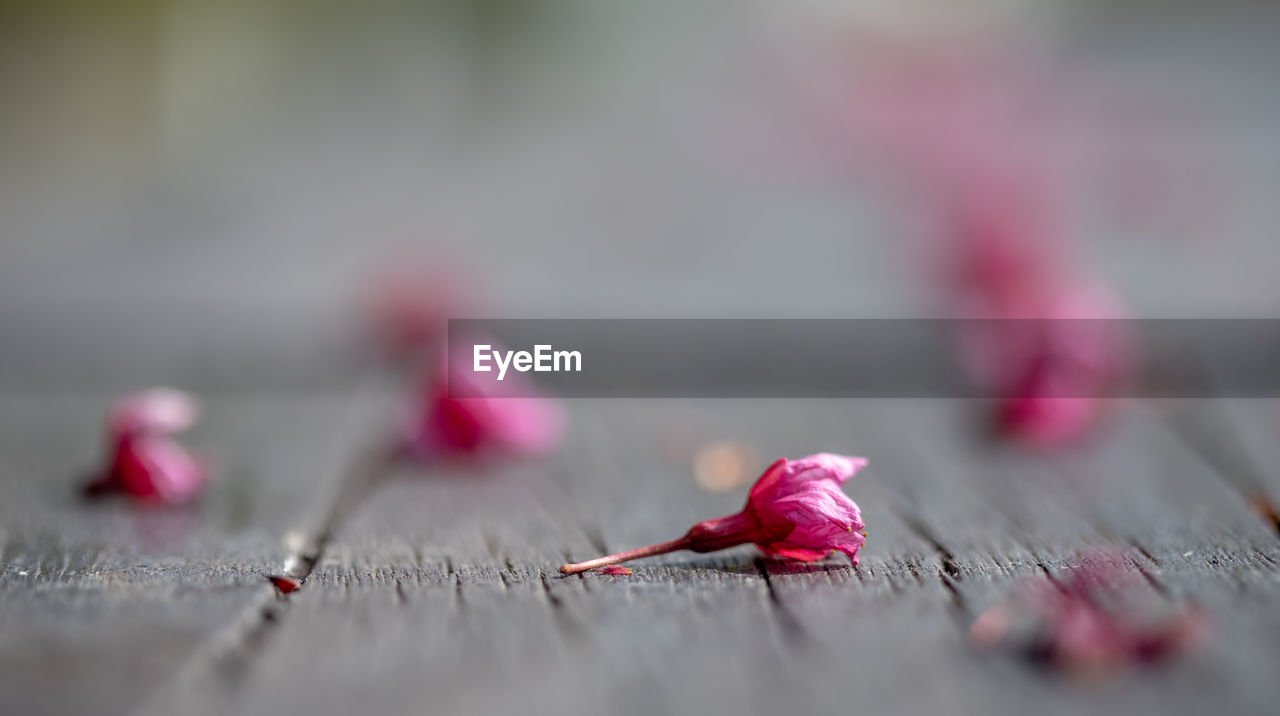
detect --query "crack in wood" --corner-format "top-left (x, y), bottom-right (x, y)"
top-left (260, 440), bottom-right (400, 602)
top-left (1124, 540), bottom-right (1173, 597)
top-left (753, 557), bottom-right (810, 644)
top-left (446, 558), bottom-right (466, 612)
top-left (132, 379), bottom-right (399, 716)
top-left (143, 443), bottom-right (399, 709)
top-left (888, 506), bottom-right (969, 614)
top-left (538, 571), bottom-right (591, 641)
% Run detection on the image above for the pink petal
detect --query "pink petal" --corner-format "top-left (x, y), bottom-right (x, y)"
top-left (974, 552), bottom-right (1209, 672)
top-left (761, 545), bottom-right (833, 562)
top-left (769, 483), bottom-right (863, 531)
top-left (113, 435), bottom-right (208, 505)
top-left (747, 457), bottom-right (788, 502)
top-left (405, 340), bottom-right (565, 459)
top-left (957, 283), bottom-right (1131, 448)
top-left (745, 455), bottom-right (867, 563)
top-left (267, 575), bottom-right (301, 594)
top-left (788, 453), bottom-right (868, 486)
top-left (367, 259), bottom-right (470, 358)
top-left (108, 388), bottom-right (199, 439)
top-left (750, 453), bottom-right (866, 502)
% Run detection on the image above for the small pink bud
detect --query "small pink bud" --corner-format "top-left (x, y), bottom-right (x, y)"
top-left (560, 453), bottom-right (866, 574)
top-left (83, 389), bottom-right (210, 505)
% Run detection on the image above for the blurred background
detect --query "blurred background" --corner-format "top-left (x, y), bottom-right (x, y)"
top-left (1, 0), bottom-right (1279, 389)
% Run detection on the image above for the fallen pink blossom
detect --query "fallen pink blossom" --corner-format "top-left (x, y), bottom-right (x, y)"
top-left (400, 341), bottom-right (564, 460)
top-left (957, 283), bottom-right (1132, 449)
top-left (367, 260), bottom-right (470, 360)
top-left (969, 552), bottom-right (1209, 674)
top-left (560, 453), bottom-right (866, 574)
top-left (83, 389), bottom-right (210, 505)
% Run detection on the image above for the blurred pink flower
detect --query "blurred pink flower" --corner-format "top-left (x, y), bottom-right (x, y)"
top-left (958, 282), bottom-right (1131, 449)
top-left (808, 38), bottom-right (1132, 449)
top-left (969, 552), bottom-right (1208, 674)
top-left (400, 342), bottom-right (564, 461)
top-left (84, 388), bottom-right (210, 505)
top-left (947, 181), bottom-right (1065, 306)
top-left (560, 453), bottom-right (866, 574)
top-left (1249, 494), bottom-right (1280, 535)
top-left (367, 260), bottom-right (470, 360)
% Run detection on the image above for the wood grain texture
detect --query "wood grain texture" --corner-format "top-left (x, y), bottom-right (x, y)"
top-left (205, 399), bottom-right (1280, 716)
top-left (0, 390), bottom-right (378, 716)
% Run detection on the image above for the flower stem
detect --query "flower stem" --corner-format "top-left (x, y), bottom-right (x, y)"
top-left (558, 512), bottom-right (762, 574)
top-left (559, 536), bottom-right (693, 575)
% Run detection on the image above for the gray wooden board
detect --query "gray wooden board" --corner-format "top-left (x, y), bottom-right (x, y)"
top-left (205, 398), bottom-right (1280, 716)
top-left (0, 390), bottom-right (375, 716)
top-left (842, 399), bottom-right (1280, 714)
top-left (210, 399), bottom-right (915, 716)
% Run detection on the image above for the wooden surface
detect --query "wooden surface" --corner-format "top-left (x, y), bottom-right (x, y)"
top-left (3, 3), bottom-right (1280, 715)
top-left (4, 393), bottom-right (1278, 716)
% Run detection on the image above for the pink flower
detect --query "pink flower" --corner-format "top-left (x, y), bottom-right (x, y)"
top-left (734, 453), bottom-right (868, 561)
top-left (947, 182), bottom-right (1065, 308)
top-left (83, 388), bottom-right (210, 505)
top-left (401, 342), bottom-right (564, 460)
top-left (367, 260), bottom-right (470, 360)
top-left (560, 453), bottom-right (867, 574)
top-left (969, 552), bottom-right (1209, 674)
top-left (958, 282), bottom-right (1131, 449)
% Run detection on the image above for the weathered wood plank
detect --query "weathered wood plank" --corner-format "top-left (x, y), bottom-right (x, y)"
top-left (192, 396), bottom-right (1279, 716)
top-left (0, 390), bottom-right (374, 716)
top-left (210, 401), bottom-right (968, 716)
top-left (835, 399), bottom-right (1280, 714)
top-left (215, 401), bottom-right (847, 715)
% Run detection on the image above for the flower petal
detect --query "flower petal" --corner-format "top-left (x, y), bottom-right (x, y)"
top-left (108, 388), bottom-right (199, 439)
top-left (747, 457), bottom-right (789, 502)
